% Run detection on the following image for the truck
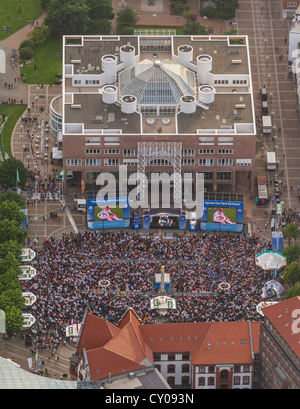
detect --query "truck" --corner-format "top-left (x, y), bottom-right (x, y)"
top-left (267, 152), bottom-right (276, 170)
top-left (262, 115), bottom-right (272, 134)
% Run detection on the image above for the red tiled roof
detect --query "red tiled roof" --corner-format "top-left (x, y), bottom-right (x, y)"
top-left (262, 296), bottom-right (300, 358)
top-left (191, 321), bottom-right (260, 365)
top-left (86, 347), bottom-right (146, 380)
top-left (76, 313), bottom-right (120, 355)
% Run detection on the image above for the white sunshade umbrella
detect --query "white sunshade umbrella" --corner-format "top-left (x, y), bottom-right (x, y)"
top-left (255, 251), bottom-right (287, 271)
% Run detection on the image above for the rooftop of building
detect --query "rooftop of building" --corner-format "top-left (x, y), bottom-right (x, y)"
top-left (61, 35), bottom-right (255, 137)
top-left (262, 296), bottom-right (300, 359)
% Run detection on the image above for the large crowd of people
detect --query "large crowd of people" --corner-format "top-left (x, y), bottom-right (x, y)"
top-left (21, 231), bottom-right (278, 351)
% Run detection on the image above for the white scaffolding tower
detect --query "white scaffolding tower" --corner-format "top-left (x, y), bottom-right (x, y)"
top-left (137, 141), bottom-right (182, 207)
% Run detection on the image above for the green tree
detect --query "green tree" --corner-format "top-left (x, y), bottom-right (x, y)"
top-left (28, 25), bottom-right (51, 47)
top-left (0, 190), bottom-right (26, 208)
top-left (87, 18), bottom-right (112, 35)
top-left (44, 0), bottom-right (90, 37)
top-left (283, 262), bottom-right (300, 286)
top-left (0, 219), bottom-right (27, 245)
top-left (0, 157), bottom-right (29, 189)
top-left (5, 305), bottom-right (24, 335)
top-left (184, 22), bottom-right (208, 35)
top-left (0, 289), bottom-right (25, 312)
top-left (86, 0), bottom-right (114, 20)
top-left (0, 200), bottom-right (24, 225)
top-left (19, 47), bottom-right (34, 61)
top-left (0, 240), bottom-right (22, 261)
top-left (282, 223), bottom-right (299, 245)
top-left (116, 6), bottom-right (138, 34)
top-left (286, 285), bottom-right (300, 299)
top-left (0, 267), bottom-right (22, 293)
top-left (283, 243), bottom-right (300, 264)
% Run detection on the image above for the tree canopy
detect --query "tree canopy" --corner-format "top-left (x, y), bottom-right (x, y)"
top-left (0, 157), bottom-right (29, 189)
top-left (44, 0), bottom-right (114, 37)
top-left (116, 6), bottom-right (138, 35)
top-left (283, 262), bottom-right (300, 286)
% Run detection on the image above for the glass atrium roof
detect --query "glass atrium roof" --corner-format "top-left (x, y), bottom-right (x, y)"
top-left (119, 59), bottom-right (195, 104)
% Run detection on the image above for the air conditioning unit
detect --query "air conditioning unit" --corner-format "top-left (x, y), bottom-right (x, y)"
top-left (70, 104), bottom-right (81, 109)
top-left (235, 104), bottom-right (246, 109)
top-left (232, 59), bottom-right (242, 64)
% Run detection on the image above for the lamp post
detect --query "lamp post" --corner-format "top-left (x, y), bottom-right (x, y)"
top-left (153, 13), bottom-right (157, 26)
top-left (268, 73), bottom-right (271, 88)
top-left (266, 56), bottom-right (269, 72)
top-left (35, 96), bottom-right (39, 110)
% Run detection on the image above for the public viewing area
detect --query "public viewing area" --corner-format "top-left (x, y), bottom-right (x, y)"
top-left (20, 231), bottom-right (280, 352)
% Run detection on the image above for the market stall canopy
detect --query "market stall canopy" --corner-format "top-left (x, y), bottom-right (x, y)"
top-left (255, 251), bottom-right (286, 270)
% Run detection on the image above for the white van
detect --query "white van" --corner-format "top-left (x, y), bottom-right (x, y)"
top-left (74, 198), bottom-right (86, 211)
top-left (267, 152), bottom-right (276, 170)
top-left (262, 116), bottom-right (272, 134)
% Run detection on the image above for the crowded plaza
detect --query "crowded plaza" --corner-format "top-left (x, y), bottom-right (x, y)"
top-left (21, 231), bottom-right (279, 352)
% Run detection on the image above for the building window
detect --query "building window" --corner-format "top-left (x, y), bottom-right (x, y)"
top-left (199, 366), bottom-right (205, 373)
top-left (123, 149), bottom-right (137, 157)
top-left (167, 376), bottom-right (175, 386)
top-left (182, 364), bottom-right (190, 373)
top-left (167, 364), bottom-right (175, 374)
top-left (234, 365), bottom-right (241, 373)
top-left (153, 353), bottom-right (160, 361)
top-left (182, 149), bottom-right (195, 156)
top-left (217, 158), bottom-right (233, 166)
top-left (218, 149), bottom-right (233, 154)
top-left (217, 171), bottom-right (232, 180)
top-left (168, 353), bottom-right (175, 361)
top-left (66, 159), bottom-right (82, 166)
top-left (199, 158), bottom-right (214, 166)
top-left (198, 377), bottom-right (205, 386)
top-left (182, 376), bottom-right (190, 386)
top-left (182, 159), bottom-right (195, 166)
top-left (104, 149), bottom-right (120, 154)
top-left (233, 376), bottom-right (241, 385)
top-left (208, 366), bottom-right (214, 373)
top-left (244, 365), bottom-right (250, 372)
top-left (104, 159), bottom-right (119, 166)
top-left (208, 377), bottom-right (215, 386)
top-left (85, 149), bottom-right (101, 154)
top-left (182, 352), bottom-right (189, 361)
top-left (236, 159), bottom-right (252, 166)
top-left (85, 159), bottom-right (100, 166)
top-left (199, 149), bottom-right (214, 154)
top-left (243, 376), bottom-right (250, 385)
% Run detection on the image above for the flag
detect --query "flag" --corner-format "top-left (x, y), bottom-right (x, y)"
top-left (16, 169), bottom-right (20, 183)
top-left (61, 169), bottom-right (65, 182)
top-left (4, 152), bottom-right (9, 160)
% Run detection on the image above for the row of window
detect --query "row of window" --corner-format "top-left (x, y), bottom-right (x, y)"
top-left (213, 80), bottom-right (247, 85)
top-left (85, 149), bottom-right (235, 157)
top-left (85, 149), bottom-right (138, 156)
top-left (183, 149), bottom-right (233, 156)
top-left (74, 79), bottom-right (100, 85)
top-left (197, 376), bottom-right (250, 386)
top-left (67, 158), bottom-right (251, 167)
top-left (84, 171), bottom-right (232, 181)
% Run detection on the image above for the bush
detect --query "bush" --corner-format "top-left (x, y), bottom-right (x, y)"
top-left (19, 39), bottom-right (34, 50)
top-left (19, 47), bottom-right (34, 61)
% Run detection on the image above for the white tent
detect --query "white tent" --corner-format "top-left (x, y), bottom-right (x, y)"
top-left (255, 251), bottom-right (286, 271)
top-left (261, 279), bottom-right (285, 298)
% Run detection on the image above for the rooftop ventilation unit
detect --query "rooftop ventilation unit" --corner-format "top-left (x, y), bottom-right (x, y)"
top-left (70, 104), bottom-right (81, 109)
top-left (232, 59), bottom-right (242, 64)
top-left (235, 104), bottom-right (246, 109)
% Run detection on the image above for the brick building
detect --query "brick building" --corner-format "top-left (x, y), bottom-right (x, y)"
top-left (259, 296), bottom-right (300, 389)
top-left (70, 309), bottom-right (261, 389)
top-left (51, 34), bottom-right (256, 203)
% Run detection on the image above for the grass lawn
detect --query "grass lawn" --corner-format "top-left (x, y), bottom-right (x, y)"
top-left (0, 0), bottom-right (43, 41)
top-left (20, 38), bottom-right (63, 85)
top-left (0, 104), bottom-right (27, 158)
